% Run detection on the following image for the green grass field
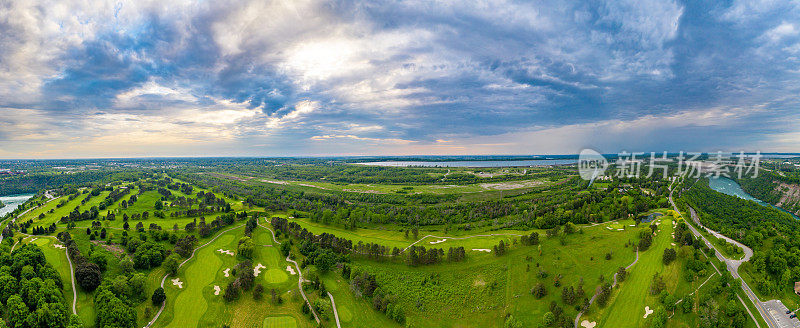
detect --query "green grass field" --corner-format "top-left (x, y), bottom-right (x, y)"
top-left (154, 225), bottom-right (309, 328)
top-left (262, 316), bottom-right (298, 328)
top-left (256, 175), bottom-right (562, 195)
top-left (586, 217), bottom-right (675, 327)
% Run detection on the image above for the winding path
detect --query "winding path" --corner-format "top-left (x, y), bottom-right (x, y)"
top-left (574, 249), bottom-right (639, 328)
top-left (258, 218), bottom-right (323, 325)
top-left (669, 181), bottom-right (768, 328)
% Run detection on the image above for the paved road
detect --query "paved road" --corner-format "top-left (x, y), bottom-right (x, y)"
top-left (763, 300), bottom-right (800, 328)
top-left (669, 183), bottom-right (783, 328)
top-left (259, 218), bottom-right (322, 325)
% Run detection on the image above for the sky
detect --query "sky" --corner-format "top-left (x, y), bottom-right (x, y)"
top-left (1, 0), bottom-right (799, 158)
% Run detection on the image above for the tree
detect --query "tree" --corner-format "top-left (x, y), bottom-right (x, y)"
top-left (531, 283), bottom-right (547, 299)
top-left (164, 254), bottom-right (180, 275)
top-left (237, 237), bottom-right (255, 259)
top-left (649, 273), bottom-right (666, 295)
top-left (616, 266), bottom-right (627, 282)
top-left (595, 283), bottom-right (612, 307)
top-left (542, 312), bottom-right (555, 326)
top-left (76, 263), bottom-right (102, 291)
top-left (315, 250), bottom-right (337, 272)
top-left (662, 248), bottom-right (677, 265)
top-left (152, 287), bottom-right (166, 306)
top-left (253, 284), bottom-right (264, 300)
top-left (224, 281), bottom-right (240, 302)
top-left (96, 287), bottom-right (136, 328)
top-left (639, 230), bottom-right (653, 250)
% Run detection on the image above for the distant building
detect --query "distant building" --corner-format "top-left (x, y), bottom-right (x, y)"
top-left (795, 282), bottom-right (800, 295)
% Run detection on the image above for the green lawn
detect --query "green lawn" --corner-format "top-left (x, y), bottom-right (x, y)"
top-left (155, 225), bottom-right (309, 328)
top-left (585, 217), bottom-right (674, 328)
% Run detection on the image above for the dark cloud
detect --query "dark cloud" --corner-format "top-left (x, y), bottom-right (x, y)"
top-left (1, 0), bottom-right (799, 157)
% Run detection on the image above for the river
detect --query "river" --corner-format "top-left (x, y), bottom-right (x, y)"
top-left (0, 194), bottom-right (35, 218)
top-left (709, 176), bottom-right (799, 219)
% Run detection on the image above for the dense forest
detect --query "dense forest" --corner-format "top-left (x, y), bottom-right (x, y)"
top-left (183, 172), bottom-right (668, 230)
top-left (682, 178), bottom-right (800, 297)
top-left (0, 241), bottom-right (81, 328)
top-left (0, 170), bottom-right (150, 195)
top-left (738, 173), bottom-right (800, 215)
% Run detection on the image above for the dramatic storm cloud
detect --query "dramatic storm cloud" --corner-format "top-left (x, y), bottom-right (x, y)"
top-left (0, 0), bottom-right (799, 158)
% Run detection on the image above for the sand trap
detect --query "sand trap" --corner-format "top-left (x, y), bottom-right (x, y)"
top-left (213, 285), bottom-right (221, 295)
top-left (285, 265), bottom-right (297, 275)
top-left (254, 263), bottom-right (266, 277)
top-left (606, 227), bottom-right (613, 230)
top-left (171, 278), bottom-right (183, 289)
top-left (53, 244), bottom-right (65, 249)
top-left (217, 249), bottom-right (234, 256)
top-left (472, 249), bottom-right (492, 252)
top-left (617, 228), bottom-right (624, 231)
top-left (671, 243), bottom-right (676, 246)
top-left (629, 224), bottom-right (636, 227)
top-left (643, 306), bottom-right (654, 318)
top-left (223, 268), bottom-right (230, 277)
top-left (581, 320), bottom-right (597, 328)
top-left (429, 239), bottom-right (447, 244)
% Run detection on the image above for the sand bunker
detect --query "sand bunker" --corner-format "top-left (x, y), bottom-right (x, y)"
top-left (223, 268), bottom-right (231, 277)
top-left (213, 285), bottom-right (221, 295)
top-left (643, 306), bottom-right (654, 318)
top-left (580, 320), bottom-right (597, 328)
top-left (629, 224), bottom-right (636, 227)
top-left (429, 239), bottom-right (447, 244)
top-left (671, 243), bottom-right (676, 246)
top-left (606, 227), bottom-right (613, 230)
top-left (285, 265), bottom-right (297, 275)
top-left (254, 263), bottom-right (266, 277)
top-left (217, 249), bottom-right (234, 256)
top-left (617, 229), bottom-right (624, 231)
top-left (171, 278), bottom-right (183, 289)
top-left (53, 244), bottom-right (65, 249)
top-left (472, 249), bottom-right (492, 252)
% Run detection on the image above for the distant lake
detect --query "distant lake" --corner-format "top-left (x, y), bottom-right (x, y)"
top-left (709, 176), bottom-right (799, 219)
top-left (0, 193), bottom-right (34, 217)
top-left (356, 159), bottom-right (577, 167)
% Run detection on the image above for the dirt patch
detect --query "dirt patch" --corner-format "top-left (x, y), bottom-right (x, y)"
top-left (342, 189), bottom-right (386, 194)
top-left (90, 241), bottom-right (126, 257)
top-left (479, 180), bottom-right (544, 190)
top-left (775, 181), bottom-right (800, 213)
top-left (203, 172), bottom-right (254, 182)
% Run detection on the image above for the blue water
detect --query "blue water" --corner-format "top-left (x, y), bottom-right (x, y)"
top-left (0, 193), bottom-right (34, 217)
top-left (709, 177), bottom-right (799, 220)
top-left (356, 159), bottom-right (577, 167)
top-left (640, 212), bottom-right (663, 223)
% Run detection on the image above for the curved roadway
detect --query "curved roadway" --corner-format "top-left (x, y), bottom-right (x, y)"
top-left (669, 183), bottom-right (777, 328)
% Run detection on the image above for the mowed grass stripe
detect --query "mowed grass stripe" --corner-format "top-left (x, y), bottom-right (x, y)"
top-left (167, 234), bottom-right (234, 327)
top-left (262, 316), bottom-right (297, 328)
top-left (595, 218), bottom-right (674, 328)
